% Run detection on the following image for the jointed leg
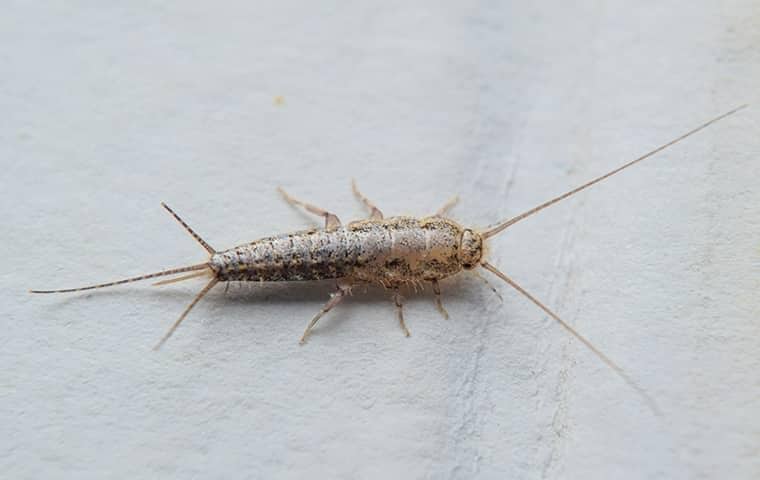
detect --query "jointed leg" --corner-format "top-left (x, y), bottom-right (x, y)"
top-left (351, 179), bottom-right (384, 220)
top-left (392, 290), bottom-right (411, 337)
top-left (431, 279), bottom-right (449, 319)
top-left (300, 285), bottom-right (351, 344)
top-left (434, 195), bottom-right (459, 217)
top-left (278, 187), bottom-right (342, 229)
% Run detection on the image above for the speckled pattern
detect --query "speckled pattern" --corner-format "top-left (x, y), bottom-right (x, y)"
top-left (209, 216), bottom-right (478, 287)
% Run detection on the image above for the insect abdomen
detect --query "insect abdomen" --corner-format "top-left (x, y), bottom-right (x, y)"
top-left (210, 229), bottom-right (360, 281)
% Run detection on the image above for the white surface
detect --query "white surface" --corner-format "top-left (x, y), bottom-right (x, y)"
top-left (3, 1), bottom-right (759, 478)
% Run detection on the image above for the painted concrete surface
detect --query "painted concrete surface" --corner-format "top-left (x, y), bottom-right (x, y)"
top-left (2, 2), bottom-right (759, 478)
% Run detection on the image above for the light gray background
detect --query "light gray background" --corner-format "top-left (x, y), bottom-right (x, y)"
top-left (3, 1), bottom-right (759, 479)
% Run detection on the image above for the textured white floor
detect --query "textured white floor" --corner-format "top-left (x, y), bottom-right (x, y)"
top-left (3, 1), bottom-right (759, 479)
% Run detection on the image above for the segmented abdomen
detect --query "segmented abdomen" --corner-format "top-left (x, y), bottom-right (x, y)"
top-left (209, 216), bottom-right (464, 285)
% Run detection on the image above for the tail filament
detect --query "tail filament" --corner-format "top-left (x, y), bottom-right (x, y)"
top-left (30, 263), bottom-right (210, 294)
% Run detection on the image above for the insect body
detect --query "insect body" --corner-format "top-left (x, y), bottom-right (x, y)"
top-left (31, 105), bottom-right (748, 416)
top-left (212, 215), bottom-right (469, 285)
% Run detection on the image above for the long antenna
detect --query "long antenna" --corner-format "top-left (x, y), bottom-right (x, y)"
top-left (481, 261), bottom-right (662, 417)
top-left (482, 104), bottom-right (748, 239)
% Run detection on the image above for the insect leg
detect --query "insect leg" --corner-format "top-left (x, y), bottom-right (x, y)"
top-left (434, 195), bottom-right (459, 217)
top-left (351, 179), bottom-right (384, 220)
top-left (431, 280), bottom-right (449, 319)
top-left (299, 285), bottom-right (351, 344)
top-left (278, 187), bottom-right (341, 229)
top-left (392, 290), bottom-right (411, 337)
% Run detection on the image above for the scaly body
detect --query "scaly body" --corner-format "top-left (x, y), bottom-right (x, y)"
top-left (212, 216), bottom-right (465, 286)
top-left (30, 105), bottom-right (748, 416)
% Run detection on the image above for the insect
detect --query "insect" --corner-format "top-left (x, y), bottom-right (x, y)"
top-left (31, 105), bottom-right (747, 415)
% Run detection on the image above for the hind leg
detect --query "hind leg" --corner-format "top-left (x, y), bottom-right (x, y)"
top-left (392, 290), bottom-right (411, 337)
top-left (278, 187), bottom-right (341, 229)
top-left (351, 179), bottom-right (384, 220)
top-left (434, 195), bottom-right (459, 217)
top-left (431, 279), bottom-right (449, 319)
top-left (300, 283), bottom-right (352, 344)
